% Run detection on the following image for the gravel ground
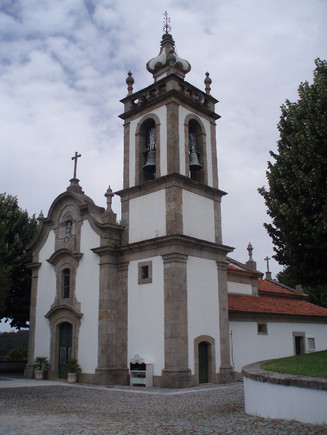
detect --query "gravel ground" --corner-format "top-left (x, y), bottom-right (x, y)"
top-left (0, 382), bottom-right (327, 434)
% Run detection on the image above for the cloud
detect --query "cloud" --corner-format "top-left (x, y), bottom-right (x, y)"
top-left (0, 0), bottom-right (326, 280)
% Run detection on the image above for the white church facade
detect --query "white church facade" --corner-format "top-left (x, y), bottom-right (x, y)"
top-left (26, 31), bottom-right (327, 387)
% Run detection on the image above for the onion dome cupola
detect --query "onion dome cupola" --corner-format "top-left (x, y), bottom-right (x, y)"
top-left (146, 32), bottom-right (191, 82)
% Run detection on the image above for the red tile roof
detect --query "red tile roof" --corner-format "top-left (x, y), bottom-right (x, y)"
top-left (257, 279), bottom-right (304, 298)
top-left (228, 293), bottom-right (327, 318)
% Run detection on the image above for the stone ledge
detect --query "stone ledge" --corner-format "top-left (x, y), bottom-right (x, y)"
top-left (242, 361), bottom-right (327, 391)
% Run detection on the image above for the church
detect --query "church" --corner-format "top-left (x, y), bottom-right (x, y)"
top-left (25, 29), bottom-right (327, 387)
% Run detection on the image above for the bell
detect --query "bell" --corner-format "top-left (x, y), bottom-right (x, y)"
top-left (189, 150), bottom-right (202, 171)
top-left (143, 149), bottom-right (156, 172)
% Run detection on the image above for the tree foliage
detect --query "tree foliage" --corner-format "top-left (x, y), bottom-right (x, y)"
top-left (0, 194), bottom-right (37, 329)
top-left (259, 59), bottom-right (327, 289)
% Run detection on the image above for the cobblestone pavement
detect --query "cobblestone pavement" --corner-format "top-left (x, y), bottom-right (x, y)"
top-left (0, 380), bottom-right (327, 434)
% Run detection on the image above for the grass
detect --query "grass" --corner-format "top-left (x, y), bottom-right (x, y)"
top-left (261, 350), bottom-right (327, 378)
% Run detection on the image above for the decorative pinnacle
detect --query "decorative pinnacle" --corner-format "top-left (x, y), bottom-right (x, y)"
top-left (204, 72), bottom-right (212, 95)
top-left (163, 11), bottom-right (171, 34)
top-left (126, 70), bottom-right (134, 95)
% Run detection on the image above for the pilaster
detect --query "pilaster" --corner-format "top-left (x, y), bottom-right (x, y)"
top-left (216, 260), bottom-right (234, 382)
top-left (161, 252), bottom-right (192, 388)
top-left (166, 101), bottom-right (179, 173)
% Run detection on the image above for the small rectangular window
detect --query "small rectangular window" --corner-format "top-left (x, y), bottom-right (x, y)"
top-left (307, 337), bottom-right (315, 351)
top-left (257, 323), bottom-right (268, 335)
top-left (138, 261), bottom-right (152, 284)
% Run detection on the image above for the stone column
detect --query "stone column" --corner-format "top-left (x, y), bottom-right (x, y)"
top-left (123, 121), bottom-right (130, 189)
top-left (95, 252), bottom-right (129, 385)
top-left (166, 102), bottom-right (180, 174)
top-left (216, 260), bottom-right (234, 383)
top-left (161, 253), bottom-right (192, 388)
top-left (24, 262), bottom-right (41, 378)
top-left (166, 184), bottom-right (183, 235)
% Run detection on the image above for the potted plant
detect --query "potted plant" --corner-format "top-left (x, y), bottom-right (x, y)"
top-left (33, 356), bottom-right (50, 380)
top-left (64, 359), bottom-right (81, 383)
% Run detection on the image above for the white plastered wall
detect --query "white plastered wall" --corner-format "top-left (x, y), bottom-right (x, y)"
top-left (129, 190), bottom-right (166, 243)
top-left (128, 256), bottom-right (165, 376)
top-left (230, 320), bottom-right (327, 372)
top-left (182, 190), bottom-right (215, 242)
top-left (129, 106), bottom-right (167, 188)
top-left (76, 220), bottom-right (100, 373)
top-left (179, 107), bottom-right (213, 187)
top-left (187, 257), bottom-right (220, 373)
top-left (228, 281), bottom-right (253, 295)
top-left (34, 230), bottom-right (56, 358)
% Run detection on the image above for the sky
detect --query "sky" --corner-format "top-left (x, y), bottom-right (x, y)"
top-left (1, 0), bottom-right (326, 330)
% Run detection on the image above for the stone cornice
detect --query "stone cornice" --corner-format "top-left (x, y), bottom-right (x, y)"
top-left (115, 172), bottom-right (227, 200)
top-left (47, 249), bottom-right (83, 266)
top-left (45, 304), bottom-right (83, 320)
top-left (119, 74), bottom-right (219, 121)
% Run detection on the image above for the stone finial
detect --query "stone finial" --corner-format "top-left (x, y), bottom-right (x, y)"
top-left (204, 72), bottom-right (212, 95)
top-left (146, 33), bottom-right (191, 81)
top-left (264, 256), bottom-right (272, 280)
top-left (126, 71), bottom-right (134, 95)
top-left (37, 210), bottom-right (45, 222)
top-left (246, 242), bottom-right (257, 271)
top-left (105, 185), bottom-right (114, 212)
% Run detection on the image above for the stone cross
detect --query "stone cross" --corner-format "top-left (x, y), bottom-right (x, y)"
top-left (264, 256), bottom-right (271, 272)
top-left (71, 152), bottom-right (81, 179)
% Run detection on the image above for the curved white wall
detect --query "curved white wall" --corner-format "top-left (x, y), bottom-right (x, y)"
top-left (187, 257), bottom-right (220, 373)
top-left (129, 190), bottom-right (166, 243)
top-left (34, 230), bottom-right (56, 358)
top-left (230, 320), bottom-right (327, 372)
top-left (76, 220), bottom-right (100, 373)
top-left (128, 256), bottom-right (165, 376)
top-left (244, 376), bottom-right (327, 424)
top-left (183, 191), bottom-right (215, 243)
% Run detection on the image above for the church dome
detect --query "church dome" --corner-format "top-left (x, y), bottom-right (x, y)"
top-left (146, 33), bottom-right (191, 81)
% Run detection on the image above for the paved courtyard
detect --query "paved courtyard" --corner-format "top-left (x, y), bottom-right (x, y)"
top-left (0, 377), bottom-right (326, 434)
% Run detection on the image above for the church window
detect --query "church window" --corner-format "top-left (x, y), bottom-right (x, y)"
top-left (62, 268), bottom-right (71, 299)
top-left (136, 118), bottom-right (158, 184)
top-left (257, 323), bottom-right (267, 335)
top-left (142, 123), bottom-right (156, 179)
top-left (138, 261), bottom-right (152, 284)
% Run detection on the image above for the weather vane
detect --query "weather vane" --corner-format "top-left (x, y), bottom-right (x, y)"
top-left (163, 11), bottom-right (171, 34)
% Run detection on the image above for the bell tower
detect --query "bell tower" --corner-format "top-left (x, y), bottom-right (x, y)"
top-left (117, 24), bottom-right (234, 387)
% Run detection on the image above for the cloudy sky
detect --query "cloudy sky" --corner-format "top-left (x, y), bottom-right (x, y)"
top-left (1, 0), bottom-right (326, 296)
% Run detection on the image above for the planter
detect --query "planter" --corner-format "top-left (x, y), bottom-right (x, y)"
top-left (34, 369), bottom-right (44, 380)
top-left (67, 372), bottom-right (77, 383)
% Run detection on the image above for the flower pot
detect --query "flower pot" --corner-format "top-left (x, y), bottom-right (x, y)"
top-left (67, 372), bottom-right (77, 383)
top-left (34, 369), bottom-right (44, 380)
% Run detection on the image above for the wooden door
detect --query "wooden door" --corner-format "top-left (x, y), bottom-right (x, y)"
top-left (58, 322), bottom-right (72, 378)
top-left (199, 341), bottom-right (209, 383)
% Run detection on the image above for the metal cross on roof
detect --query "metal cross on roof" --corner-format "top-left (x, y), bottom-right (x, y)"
top-left (71, 151), bottom-right (81, 179)
top-left (163, 11), bottom-right (171, 34)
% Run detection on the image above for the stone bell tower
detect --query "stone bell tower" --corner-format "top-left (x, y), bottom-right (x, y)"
top-left (117, 25), bottom-right (234, 387)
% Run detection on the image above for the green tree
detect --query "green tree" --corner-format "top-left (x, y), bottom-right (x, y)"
top-left (0, 194), bottom-right (37, 329)
top-left (259, 58), bottom-right (327, 292)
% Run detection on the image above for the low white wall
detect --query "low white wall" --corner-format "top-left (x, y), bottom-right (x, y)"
top-left (227, 281), bottom-right (252, 295)
top-left (244, 375), bottom-right (327, 425)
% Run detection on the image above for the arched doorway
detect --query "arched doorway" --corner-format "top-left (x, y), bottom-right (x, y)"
top-left (58, 322), bottom-right (72, 378)
top-left (198, 341), bottom-right (209, 383)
